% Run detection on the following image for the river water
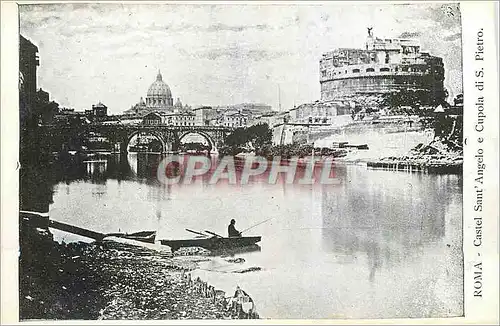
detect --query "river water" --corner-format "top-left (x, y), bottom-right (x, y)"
top-left (47, 153), bottom-right (463, 319)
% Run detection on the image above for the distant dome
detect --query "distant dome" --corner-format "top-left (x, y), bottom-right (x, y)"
top-left (146, 71), bottom-right (173, 108)
top-left (147, 72), bottom-right (172, 97)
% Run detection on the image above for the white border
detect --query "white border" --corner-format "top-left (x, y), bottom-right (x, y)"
top-left (462, 1), bottom-right (499, 324)
top-left (2, 1), bottom-right (499, 324)
top-left (1, 1), bottom-right (20, 324)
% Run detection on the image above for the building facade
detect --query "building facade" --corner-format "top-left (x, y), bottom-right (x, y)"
top-left (19, 35), bottom-right (40, 123)
top-left (36, 88), bottom-right (49, 103)
top-left (291, 102), bottom-right (352, 124)
top-left (216, 111), bottom-right (249, 128)
top-left (20, 35), bottom-right (39, 110)
top-left (142, 111), bottom-right (196, 126)
top-left (319, 28), bottom-right (446, 106)
top-left (92, 102), bottom-right (108, 117)
top-left (84, 102), bottom-right (108, 122)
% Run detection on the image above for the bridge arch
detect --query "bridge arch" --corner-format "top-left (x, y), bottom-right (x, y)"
top-left (126, 130), bottom-right (167, 153)
top-left (178, 130), bottom-right (217, 152)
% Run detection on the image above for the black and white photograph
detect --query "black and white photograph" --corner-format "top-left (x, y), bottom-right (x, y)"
top-left (1, 1), bottom-right (498, 323)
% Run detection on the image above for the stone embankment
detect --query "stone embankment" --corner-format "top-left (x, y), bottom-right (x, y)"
top-left (20, 218), bottom-right (259, 320)
top-left (367, 138), bottom-right (463, 174)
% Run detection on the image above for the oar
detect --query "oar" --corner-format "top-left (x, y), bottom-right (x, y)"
top-left (204, 230), bottom-right (224, 238)
top-left (185, 228), bottom-right (208, 237)
top-left (240, 217), bottom-right (275, 234)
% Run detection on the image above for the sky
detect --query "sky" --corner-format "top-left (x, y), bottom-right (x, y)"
top-left (20, 3), bottom-right (463, 114)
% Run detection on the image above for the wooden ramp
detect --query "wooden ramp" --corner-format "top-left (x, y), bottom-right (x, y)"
top-left (49, 220), bottom-right (105, 241)
top-left (21, 211), bottom-right (155, 244)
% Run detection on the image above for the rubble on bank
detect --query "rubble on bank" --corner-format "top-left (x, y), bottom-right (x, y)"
top-left (19, 223), bottom-right (259, 320)
top-left (367, 137), bottom-right (463, 174)
top-left (173, 246), bottom-right (211, 257)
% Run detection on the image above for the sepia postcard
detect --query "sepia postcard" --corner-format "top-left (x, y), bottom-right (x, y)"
top-left (1, 1), bottom-right (498, 324)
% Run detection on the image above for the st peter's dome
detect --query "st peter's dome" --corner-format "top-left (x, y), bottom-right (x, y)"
top-left (146, 71), bottom-right (173, 108)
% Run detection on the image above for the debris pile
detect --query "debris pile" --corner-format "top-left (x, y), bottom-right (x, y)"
top-left (20, 226), bottom-right (259, 320)
top-left (173, 246), bottom-right (211, 256)
top-left (225, 257), bottom-right (245, 264)
top-left (368, 138), bottom-right (463, 174)
top-left (234, 267), bottom-right (262, 273)
top-left (91, 241), bottom-right (259, 319)
top-left (19, 237), bottom-right (107, 319)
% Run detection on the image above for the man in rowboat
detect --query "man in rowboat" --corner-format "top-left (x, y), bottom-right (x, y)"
top-left (228, 219), bottom-right (242, 237)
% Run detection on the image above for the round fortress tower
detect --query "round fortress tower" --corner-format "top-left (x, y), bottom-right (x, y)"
top-left (319, 28), bottom-right (446, 105)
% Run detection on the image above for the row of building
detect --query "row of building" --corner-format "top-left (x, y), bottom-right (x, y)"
top-left (28, 37), bottom-right (354, 130)
top-left (19, 35), bottom-right (58, 126)
top-left (20, 35), bottom-right (115, 126)
top-left (83, 29), bottom-right (452, 129)
top-left (22, 27), bottom-right (460, 134)
top-left (47, 67), bottom-right (273, 128)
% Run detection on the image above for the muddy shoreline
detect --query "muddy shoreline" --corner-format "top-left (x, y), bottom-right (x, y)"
top-left (19, 222), bottom-right (259, 320)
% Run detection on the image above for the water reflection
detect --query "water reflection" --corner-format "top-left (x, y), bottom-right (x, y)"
top-left (85, 161), bottom-right (107, 184)
top-left (320, 168), bottom-right (462, 283)
top-left (34, 153), bottom-right (463, 318)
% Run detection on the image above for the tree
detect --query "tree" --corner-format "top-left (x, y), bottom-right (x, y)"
top-left (221, 123), bottom-right (273, 155)
top-left (247, 124), bottom-right (272, 149)
top-left (225, 127), bottom-right (249, 147)
top-left (382, 88), bottom-right (447, 113)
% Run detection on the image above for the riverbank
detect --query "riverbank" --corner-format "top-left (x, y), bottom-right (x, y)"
top-left (20, 221), bottom-right (259, 320)
top-left (366, 138), bottom-right (463, 174)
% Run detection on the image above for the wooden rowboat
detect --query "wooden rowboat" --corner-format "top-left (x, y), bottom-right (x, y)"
top-left (106, 230), bottom-right (157, 244)
top-left (160, 236), bottom-right (261, 252)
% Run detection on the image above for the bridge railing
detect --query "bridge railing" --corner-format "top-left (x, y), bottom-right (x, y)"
top-left (42, 123), bottom-right (235, 131)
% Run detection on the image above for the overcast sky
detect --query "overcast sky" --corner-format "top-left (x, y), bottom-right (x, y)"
top-left (20, 3), bottom-right (462, 114)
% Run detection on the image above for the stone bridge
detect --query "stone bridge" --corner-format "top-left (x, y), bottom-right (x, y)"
top-left (44, 123), bottom-right (235, 153)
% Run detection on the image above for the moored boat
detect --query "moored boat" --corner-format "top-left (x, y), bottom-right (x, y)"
top-left (160, 236), bottom-right (261, 252)
top-left (105, 230), bottom-right (157, 244)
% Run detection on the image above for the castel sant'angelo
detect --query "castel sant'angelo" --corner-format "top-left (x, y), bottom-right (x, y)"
top-left (319, 28), bottom-right (446, 106)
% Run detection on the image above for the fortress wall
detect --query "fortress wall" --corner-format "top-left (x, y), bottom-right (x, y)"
top-left (321, 74), bottom-right (444, 103)
top-left (312, 120), bottom-right (434, 160)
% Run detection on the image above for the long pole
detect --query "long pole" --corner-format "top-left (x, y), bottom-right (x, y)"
top-left (204, 230), bottom-right (224, 238)
top-left (185, 228), bottom-right (208, 237)
top-left (241, 217), bottom-right (275, 234)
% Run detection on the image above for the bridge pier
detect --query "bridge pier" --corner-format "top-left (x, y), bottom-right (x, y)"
top-left (119, 141), bottom-right (128, 154)
top-left (46, 124), bottom-right (233, 155)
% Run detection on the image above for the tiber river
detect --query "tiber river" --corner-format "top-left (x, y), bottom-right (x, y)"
top-left (47, 152), bottom-right (463, 319)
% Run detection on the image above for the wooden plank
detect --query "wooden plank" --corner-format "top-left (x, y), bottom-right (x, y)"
top-left (204, 230), bottom-right (224, 238)
top-left (49, 220), bottom-right (105, 241)
top-left (185, 228), bottom-right (209, 237)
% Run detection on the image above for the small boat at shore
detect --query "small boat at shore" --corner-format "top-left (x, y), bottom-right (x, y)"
top-left (105, 230), bottom-right (157, 244)
top-left (47, 219), bottom-right (157, 244)
top-left (210, 244), bottom-right (261, 256)
top-left (160, 229), bottom-right (261, 252)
